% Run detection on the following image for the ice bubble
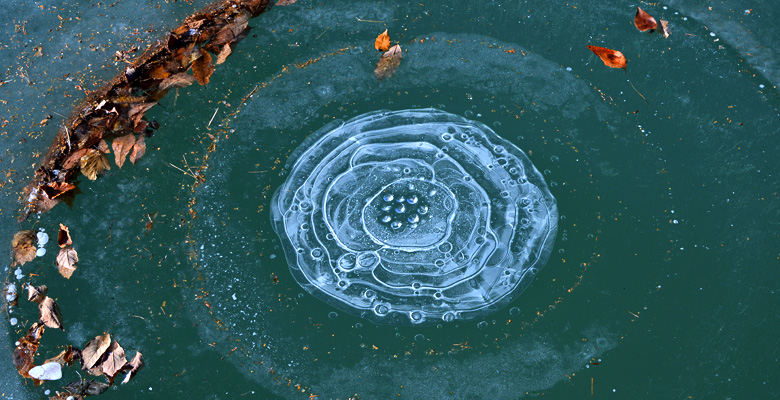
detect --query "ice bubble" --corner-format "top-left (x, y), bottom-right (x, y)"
top-left (271, 109), bottom-right (558, 325)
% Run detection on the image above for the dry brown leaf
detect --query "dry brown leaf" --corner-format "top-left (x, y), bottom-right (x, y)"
top-left (42, 182), bottom-right (76, 200)
top-left (27, 284), bottom-right (48, 303)
top-left (374, 44), bottom-right (403, 81)
top-left (375, 29), bottom-right (390, 51)
top-left (12, 230), bottom-right (37, 266)
top-left (660, 19), bottom-right (671, 38)
top-left (80, 149), bottom-right (111, 181)
top-left (211, 15), bottom-right (249, 48)
top-left (44, 346), bottom-right (81, 367)
top-left (129, 135), bottom-right (146, 164)
top-left (112, 134), bottom-right (136, 169)
top-left (102, 341), bottom-right (127, 383)
top-left (121, 351), bottom-right (144, 385)
top-left (215, 44), bottom-right (233, 65)
top-left (13, 323), bottom-right (45, 383)
top-left (192, 50), bottom-right (214, 85)
top-left (149, 65), bottom-right (171, 80)
top-left (159, 73), bottom-right (196, 91)
top-left (58, 223), bottom-right (72, 248)
top-left (586, 45), bottom-right (627, 70)
top-left (64, 380), bottom-right (109, 396)
top-left (97, 139), bottom-right (110, 153)
top-left (276, 0), bottom-right (298, 5)
top-left (634, 7), bottom-right (657, 33)
top-left (56, 248), bottom-right (78, 279)
top-left (39, 296), bottom-right (64, 330)
top-left (49, 393), bottom-right (82, 400)
top-left (62, 148), bottom-right (90, 170)
top-left (82, 333), bottom-right (112, 370)
top-left (127, 102), bottom-right (157, 132)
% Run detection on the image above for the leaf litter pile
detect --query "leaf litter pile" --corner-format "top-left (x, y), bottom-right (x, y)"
top-left (5, 0), bottom-right (278, 397)
top-left (3, 1), bottom-right (680, 397)
top-left (9, 222), bottom-right (144, 398)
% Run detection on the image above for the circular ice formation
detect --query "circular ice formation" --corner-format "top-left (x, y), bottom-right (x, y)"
top-left (271, 109), bottom-right (558, 325)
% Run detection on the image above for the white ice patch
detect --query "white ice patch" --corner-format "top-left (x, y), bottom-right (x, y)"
top-left (28, 362), bottom-right (62, 381)
top-left (37, 231), bottom-right (49, 246)
top-left (4, 283), bottom-right (17, 302)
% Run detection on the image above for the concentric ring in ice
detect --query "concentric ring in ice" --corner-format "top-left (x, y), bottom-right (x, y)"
top-left (271, 109), bottom-right (558, 325)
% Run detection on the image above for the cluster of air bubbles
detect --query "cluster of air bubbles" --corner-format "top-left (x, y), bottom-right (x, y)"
top-left (378, 189), bottom-right (430, 231)
top-left (271, 109), bottom-right (558, 325)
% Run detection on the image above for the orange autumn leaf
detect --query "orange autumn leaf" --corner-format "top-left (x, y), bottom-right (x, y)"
top-left (375, 29), bottom-right (390, 51)
top-left (586, 45), bottom-right (627, 70)
top-left (41, 181), bottom-right (76, 200)
top-left (192, 51), bottom-right (214, 85)
top-left (634, 7), bottom-right (657, 33)
top-left (375, 44), bottom-right (403, 81)
top-left (13, 322), bottom-right (45, 384)
top-left (58, 223), bottom-right (72, 248)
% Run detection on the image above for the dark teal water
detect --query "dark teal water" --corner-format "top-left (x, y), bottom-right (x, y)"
top-left (1, 1), bottom-right (778, 399)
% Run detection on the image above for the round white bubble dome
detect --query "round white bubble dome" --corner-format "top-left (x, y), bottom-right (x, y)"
top-left (271, 109), bottom-right (558, 325)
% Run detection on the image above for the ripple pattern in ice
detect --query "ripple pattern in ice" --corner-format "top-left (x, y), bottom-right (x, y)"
top-left (271, 109), bottom-right (558, 325)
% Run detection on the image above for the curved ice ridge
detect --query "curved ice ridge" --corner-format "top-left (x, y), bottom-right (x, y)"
top-left (271, 109), bottom-right (558, 325)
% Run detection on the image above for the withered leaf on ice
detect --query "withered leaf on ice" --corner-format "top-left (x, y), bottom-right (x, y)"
top-left (49, 392), bottom-right (83, 400)
top-left (587, 45), bottom-right (627, 70)
top-left (97, 139), bottom-right (111, 154)
top-left (660, 20), bottom-right (671, 38)
top-left (82, 333), bottom-right (112, 370)
top-left (192, 50), bottom-right (215, 86)
top-left (58, 223), bottom-right (72, 248)
top-left (159, 72), bottom-right (197, 91)
top-left (63, 379), bottom-right (110, 396)
top-left (276, 0), bottom-right (298, 5)
top-left (112, 134), bottom-right (136, 169)
top-left (211, 14), bottom-right (249, 48)
top-left (12, 230), bottom-right (37, 266)
top-left (27, 284), bottom-right (48, 303)
top-left (375, 29), bottom-right (390, 51)
top-left (102, 340), bottom-right (127, 383)
top-left (13, 322), bottom-right (45, 384)
top-left (634, 7), bottom-right (658, 33)
top-left (44, 345), bottom-right (81, 367)
top-left (127, 102), bottom-right (157, 132)
top-left (129, 135), bottom-right (146, 165)
top-left (56, 248), bottom-right (79, 279)
top-left (375, 44), bottom-right (403, 81)
top-left (39, 296), bottom-right (64, 330)
top-left (215, 44), bottom-right (233, 65)
top-left (121, 351), bottom-right (144, 385)
top-left (41, 182), bottom-right (76, 200)
top-left (79, 149), bottom-right (111, 181)
top-left (62, 148), bottom-right (90, 170)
